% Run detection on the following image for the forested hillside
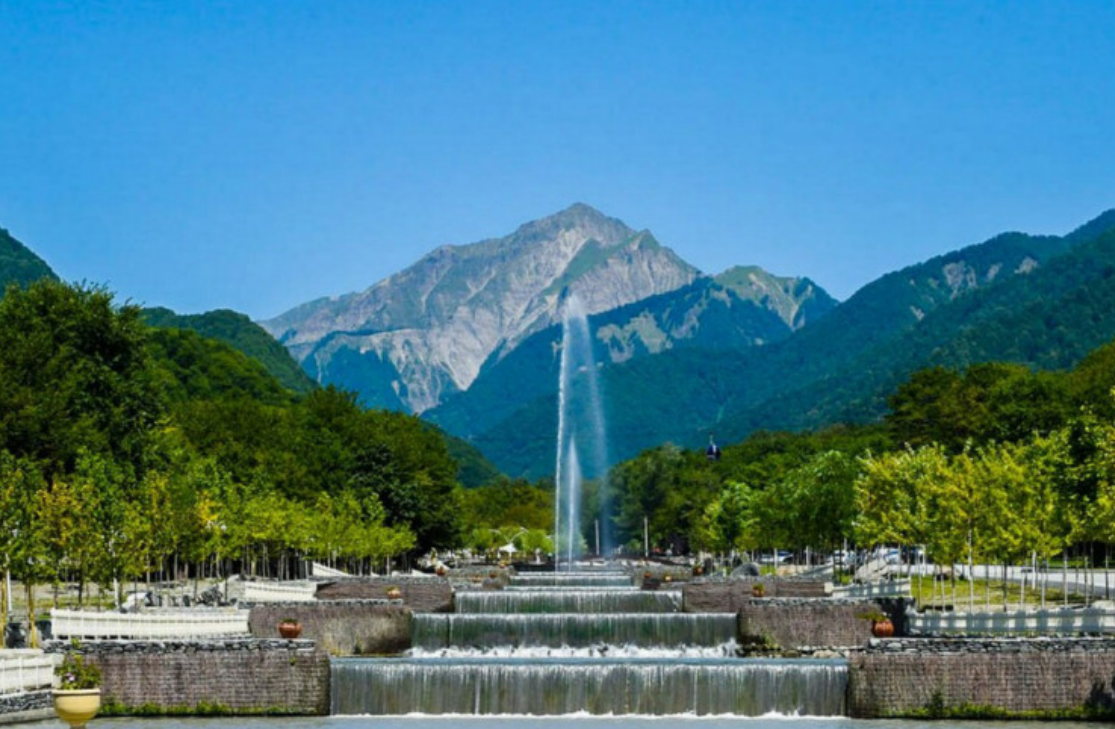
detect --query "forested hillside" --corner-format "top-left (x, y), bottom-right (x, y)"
top-left (596, 332), bottom-right (1115, 564)
top-left (428, 274), bottom-right (829, 440)
top-left (143, 307), bottom-right (317, 395)
top-left (0, 227), bottom-right (57, 289)
top-left (463, 210), bottom-right (1115, 477)
top-left (0, 280), bottom-right (471, 609)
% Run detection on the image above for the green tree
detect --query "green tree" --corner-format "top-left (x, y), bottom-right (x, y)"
top-left (0, 280), bottom-right (162, 477)
top-left (780, 450), bottom-right (860, 557)
top-left (697, 481), bottom-right (757, 556)
top-left (0, 453), bottom-right (47, 638)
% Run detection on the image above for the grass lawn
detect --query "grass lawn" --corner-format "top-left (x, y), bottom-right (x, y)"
top-left (908, 575), bottom-right (1100, 611)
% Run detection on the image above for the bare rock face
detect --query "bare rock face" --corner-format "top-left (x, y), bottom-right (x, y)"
top-left (261, 204), bottom-right (700, 413)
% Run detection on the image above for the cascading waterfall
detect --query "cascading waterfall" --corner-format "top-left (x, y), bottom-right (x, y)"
top-left (331, 657), bottom-right (848, 716)
top-left (508, 573), bottom-right (632, 587)
top-left (506, 585), bottom-right (639, 592)
top-left (455, 589), bottom-right (682, 614)
top-left (330, 568), bottom-right (850, 716)
top-left (412, 613), bottom-right (741, 651)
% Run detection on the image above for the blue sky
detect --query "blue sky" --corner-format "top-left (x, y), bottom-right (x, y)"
top-left (2, 1), bottom-right (1113, 319)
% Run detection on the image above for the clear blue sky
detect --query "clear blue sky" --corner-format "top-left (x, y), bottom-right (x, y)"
top-left (2, 1), bottom-right (1113, 319)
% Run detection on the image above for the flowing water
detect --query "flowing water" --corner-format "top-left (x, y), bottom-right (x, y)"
top-left (77, 719), bottom-right (1103, 729)
top-left (454, 589), bottom-right (683, 613)
top-left (506, 574), bottom-right (634, 587)
top-left (332, 656), bottom-right (849, 716)
top-left (411, 613), bottom-right (740, 650)
top-left (332, 570), bottom-right (854, 717)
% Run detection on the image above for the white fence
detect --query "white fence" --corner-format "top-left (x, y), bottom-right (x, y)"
top-left (909, 606), bottom-right (1115, 635)
top-left (0, 650), bottom-right (56, 694)
top-left (311, 562), bottom-right (350, 578)
top-left (51, 609), bottom-right (250, 640)
top-left (832, 580), bottom-right (912, 599)
top-left (242, 581), bottom-right (317, 603)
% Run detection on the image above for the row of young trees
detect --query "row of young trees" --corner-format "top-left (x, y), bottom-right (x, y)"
top-left (0, 280), bottom-right (461, 631)
top-left (602, 354), bottom-right (1115, 583)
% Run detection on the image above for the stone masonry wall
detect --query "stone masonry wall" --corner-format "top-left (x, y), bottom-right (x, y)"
top-left (682, 580), bottom-right (828, 612)
top-left (0, 689), bottom-right (52, 723)
top-left (56, 640), bottom-right (330, 716)
top-left (249, 601), bottom-right (411, 655)
top-left (314, 578), bottom-right (453, 613)
top-left (848, 639), bottom-right (1115, 718)
top-left (739, 599), bottom-right (880, 649)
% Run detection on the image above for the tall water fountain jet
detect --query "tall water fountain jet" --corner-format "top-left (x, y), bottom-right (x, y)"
top-left (554, 293), bottom-right (610, 568)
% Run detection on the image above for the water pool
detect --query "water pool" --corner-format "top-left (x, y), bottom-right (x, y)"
top-left (55, 718), bottom-right (1100, 729)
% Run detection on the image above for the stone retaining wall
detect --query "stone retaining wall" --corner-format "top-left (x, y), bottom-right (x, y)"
top-left (866, 636), bottom-right (1115, 654)
top-left (682, 580), bottom-right (828, 612)
top-left (314, 579), bottom-right (453, 613)
top-left (848, 638), bottom-right (1115, 718)
top-left (0, 689), bottom-right (52, 724)
top-left (739, 599), bottom-right (881, 649)
top-left (47, 640), bottom-right (330, 716)
top-left (249, 601), bottom-right (411, 655)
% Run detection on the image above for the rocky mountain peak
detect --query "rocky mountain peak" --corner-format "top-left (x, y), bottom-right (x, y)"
top-left (714, 266), bottom-right (837, 329)
top-left (261, 205), bottom-right (699, 413)
top-left (503, 203), bottom-right (634, 250)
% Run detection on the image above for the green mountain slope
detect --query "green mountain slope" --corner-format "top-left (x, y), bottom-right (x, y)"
top-left (714, 266), bottom-right (837, 329)
top-left (697, 213), bottom-right (1115, 444)
top-left (0, 227), bottom-right (57, 289)
top-left (428, 272), bottom-right (835, 442)
top-left (146, 327), bottom-right (297, 406)
top-left (441, 431), bottom-right (504, 488)
top-left (462, 211), bottom-right (1108, 477)
top-left (786, 226), bottom-right (1115, 429)
top-left (143, 307), bottom-right (317, 395)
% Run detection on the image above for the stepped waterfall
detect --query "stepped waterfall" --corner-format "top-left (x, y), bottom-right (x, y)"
top-left (331, 568), bottom-right (848, 716)
top-left (331, 295), bottom-right (847, 716)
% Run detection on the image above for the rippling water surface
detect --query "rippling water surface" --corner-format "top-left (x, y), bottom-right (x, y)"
top-left (84, 718), bottom-right (1099, 729)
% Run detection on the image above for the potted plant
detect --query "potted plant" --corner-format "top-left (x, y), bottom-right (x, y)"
top-left (278, 617), bottom-right (303, 639)
top-left (857, 609), bottom-right (894, 637)
top-left (53, 646), bottom-right (101, 728)
top-left (385, 586), bottom-right (402, 600)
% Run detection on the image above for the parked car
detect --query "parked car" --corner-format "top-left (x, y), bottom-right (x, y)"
top-left (758, 550), bottom-right (793, 565)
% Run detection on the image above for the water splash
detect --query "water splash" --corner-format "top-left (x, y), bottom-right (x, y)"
top-left (331, 657), bottom-right (849, 716)
top-left (554, 294), bottom-right (611, 568)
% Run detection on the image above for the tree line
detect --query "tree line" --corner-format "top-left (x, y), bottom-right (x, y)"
top-left (0, 280), bottom-right (463, 627)
top-left (7, 277), bottom-right (1115, 626)
top-left (600, 352), bottom-right (1115, 587)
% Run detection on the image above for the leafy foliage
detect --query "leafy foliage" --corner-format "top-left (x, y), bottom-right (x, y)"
top-left (0, 228), bottom-right (57, 290)
top-left (147, 327), bottom-right (297, 405)
top-left (142, 307), bottom-right (317, 395)
top-left (0, 280), bottom-right (476, 608)
top-left (55, 648), bottom-right (101, 689)
top-left (0, 280), bottom-right (162, 477)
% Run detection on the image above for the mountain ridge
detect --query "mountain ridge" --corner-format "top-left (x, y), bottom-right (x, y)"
top-left (427, 268), bottom-right (836, 440)
top-left (458, 210), bottom-right (1106, 477)
top-left (261, 203), bottom-right (702, 413)
top-left (0, 227), bottom-right (58, 290)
